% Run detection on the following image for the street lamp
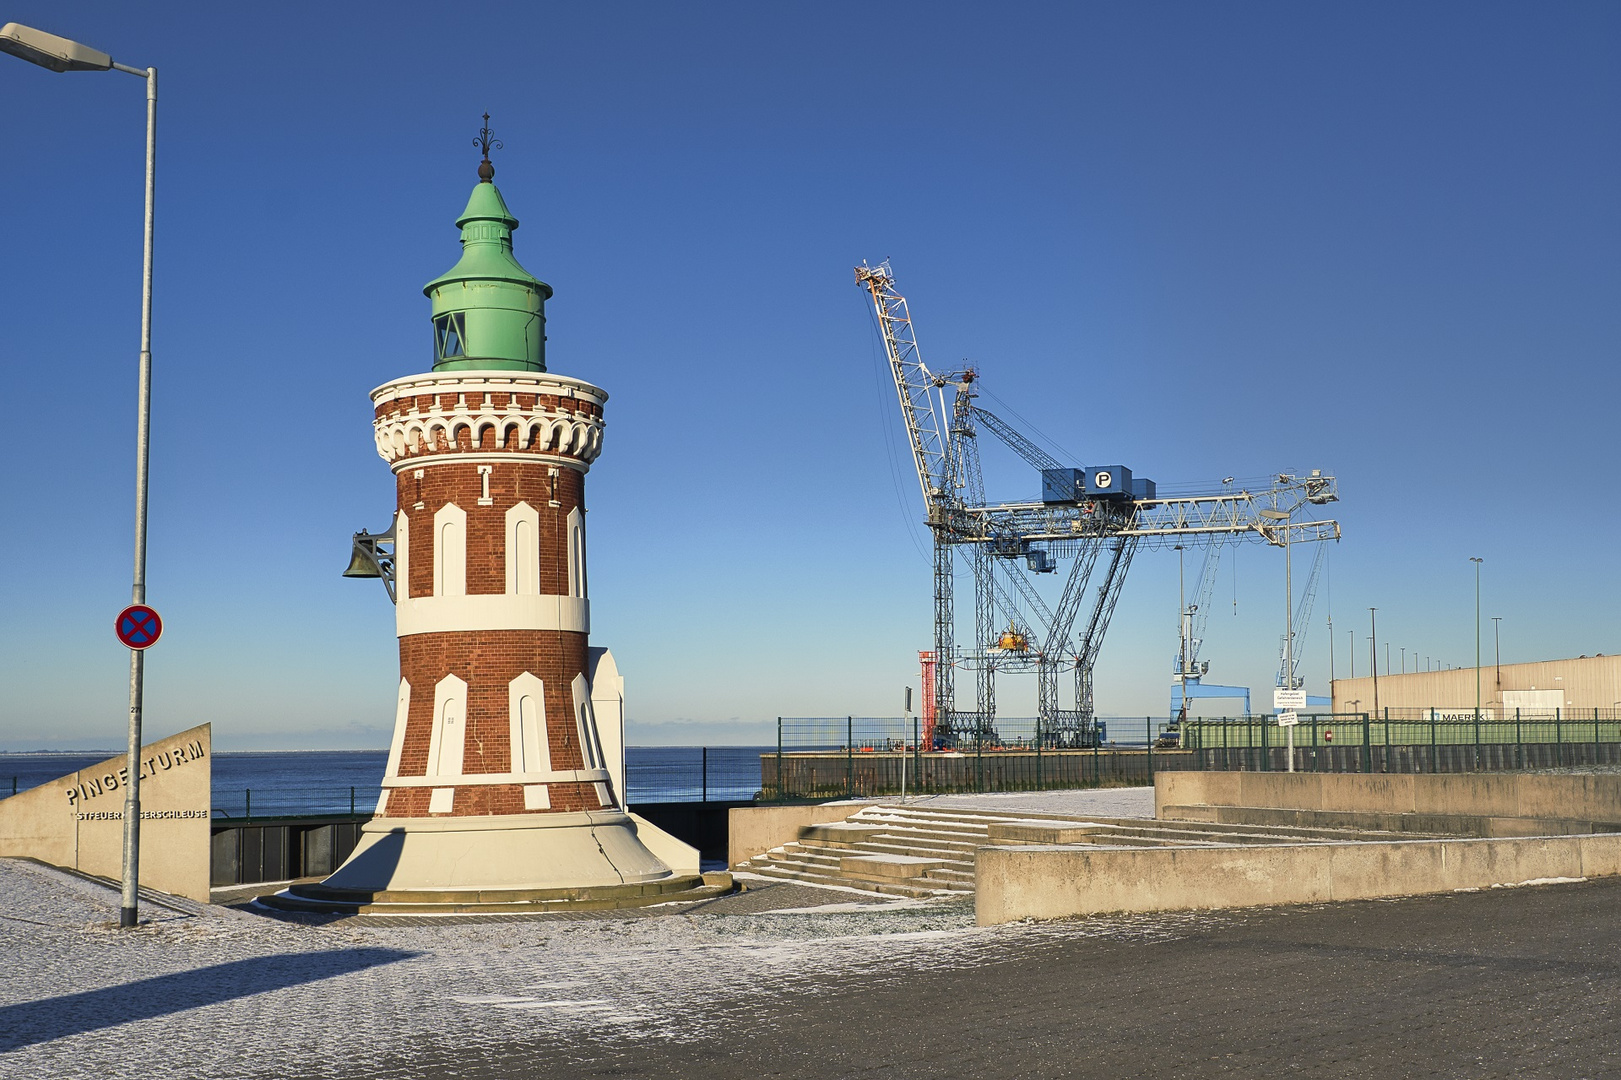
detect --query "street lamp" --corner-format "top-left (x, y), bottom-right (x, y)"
top-left (2, 22), bottom-right (158, 930)
top-left (1492, 617), bottom-right (1502, 693)
top-left (1470, 558), bottom-right (1483, 719)
top-left (1470, 557), bottom-right (1483, 764)
top-left (1368, 607), bottom-right (1379, 718)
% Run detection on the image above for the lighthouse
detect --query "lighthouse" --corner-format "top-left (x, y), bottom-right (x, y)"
top-left (273, 124), bottom-right (717, 913)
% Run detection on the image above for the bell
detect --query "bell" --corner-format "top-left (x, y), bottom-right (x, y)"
top-left (343, 540), bottom-right (380, 579)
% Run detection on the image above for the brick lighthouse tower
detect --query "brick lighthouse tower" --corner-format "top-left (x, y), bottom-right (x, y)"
top-left (276, 123), bottom-right (716, 913)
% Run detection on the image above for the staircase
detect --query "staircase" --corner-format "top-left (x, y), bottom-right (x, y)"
top-left (735, 803), bottom-right (1436, 899)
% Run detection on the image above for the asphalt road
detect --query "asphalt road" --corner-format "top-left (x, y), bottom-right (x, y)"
top-left (388, 879), bottom-right (1621, 1080)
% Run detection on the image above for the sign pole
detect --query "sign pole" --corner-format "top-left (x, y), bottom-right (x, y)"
top-left (119, 70), bottom-right (157, 929)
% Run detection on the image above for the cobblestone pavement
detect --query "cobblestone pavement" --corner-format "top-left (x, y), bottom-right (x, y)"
top-left (5, 856), bottom-right (1619, 1079)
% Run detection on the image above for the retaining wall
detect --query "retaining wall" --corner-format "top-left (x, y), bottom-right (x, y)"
top-left (975, 834), bottom-right (1621, 924)
top-left (1154, 770), bottom-right (1621, 822)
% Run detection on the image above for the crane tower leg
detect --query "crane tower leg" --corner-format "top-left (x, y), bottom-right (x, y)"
top-left (973, 544), bottom-right (996, 741)
top-left (932, 532), bottom-right (956, 748)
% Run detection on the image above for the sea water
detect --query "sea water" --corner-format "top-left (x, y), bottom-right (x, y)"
top-left (0, 746), bottom-right (773, 816)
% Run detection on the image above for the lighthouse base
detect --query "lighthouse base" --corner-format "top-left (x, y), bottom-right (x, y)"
top-left (255, 808), bottom-right (737, 914)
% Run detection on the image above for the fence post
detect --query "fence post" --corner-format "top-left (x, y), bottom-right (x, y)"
top-left (1361, 715), bottom-right (1371, 774)
top-left (776, 717), bottom-right (783, 800)
top-left (1554, 708), bottom-right (1563, 767)
top-left (847, 716), bottom-right (854, 798)
top-left (1260, 715), bottom-right (1269, 772)
top-left (350, 786), bottom-right (356, 816)
top-left (1474, 709), bottom-right (1482, 772)
top-left (1594, 707), bottom-right (1600, 764)
top-left (1035, 715), bottom-right (1043, 791)
top-left (1515, 710), bottom-right (1522, 770)
top-left (914, 712), bottom-right (921, 795)
top-left (245, 788), bottom-right (251, 820)
top-left (702, 746), bottom-right (709, 803)
top-left (977, 727), bottom-right (985, 793)
top-left (1382, 708), bottom-right (1390, 773)
top-left (1145, 717), bottom-right (1153, 783)
top-left (1092, 732), bottom-right (1100, 787)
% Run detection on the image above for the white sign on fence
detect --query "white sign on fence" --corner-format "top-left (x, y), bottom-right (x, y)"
top-left (1277, 711), bottom-right (1300, 728)
top-left (1274, 688), bottom-right (1307, 710)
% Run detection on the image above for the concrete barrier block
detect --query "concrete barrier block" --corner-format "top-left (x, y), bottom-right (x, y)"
top-left (1323, 773), bottom-right (1416, 814)
top-left (1325, 840), bottom-right (1443, 900)
top-left (1155, 772), bottom-right (1241, 816)
top-left (728, 802), bottom-right (866, 866)
top-left (1517, 774), bottom-right (1621, 822)
top-left (1439, 836), bottom-right (1582, 889)
top-left (1577, 835), bottom-right (1621, 878)
top-left (1239, 773), bottom-right (1325, 811)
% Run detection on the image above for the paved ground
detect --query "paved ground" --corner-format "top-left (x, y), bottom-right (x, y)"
top-left (5, 850), bottom-right (1620, 1079)
top-left (876, 785), bottom-right (1157, 818)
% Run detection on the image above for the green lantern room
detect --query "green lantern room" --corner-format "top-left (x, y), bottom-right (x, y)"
top-left (423, 127), bottom-right (551, 373)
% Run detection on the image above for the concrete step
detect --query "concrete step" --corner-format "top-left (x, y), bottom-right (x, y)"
top-left (742, 864), bottom-right (951, 899)
top-left (923, 867), bottom-right (976, 884)
top-left (840, 853), bottom-right (952, 880)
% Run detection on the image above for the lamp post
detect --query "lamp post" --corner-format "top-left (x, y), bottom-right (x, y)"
top-left (1470, 558), bottom-right (1483, 766)
top-left (1, 23), bottom-right (157, 930)
top-left (1368, 608), bottom-right (1379, 719)
top-left (1470, 558), bottom-right (1483, 722)
top-left (1492, 617), bottom-right (1502, 693)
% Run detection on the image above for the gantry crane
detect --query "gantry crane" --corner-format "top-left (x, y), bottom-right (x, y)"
top-left (1276, 540), bottom-right (1331, 706)
top-left (1171, 539), bottom-right (1253, 720)
top-left (855, 260), bottom-right (1341, 746)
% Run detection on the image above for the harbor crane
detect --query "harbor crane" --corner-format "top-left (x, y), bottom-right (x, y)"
top-left (856, 260), bottom-right (1342, 746)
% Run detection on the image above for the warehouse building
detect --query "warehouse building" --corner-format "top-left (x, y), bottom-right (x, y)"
top-left (1331, 653), bottom-right (1621, 718)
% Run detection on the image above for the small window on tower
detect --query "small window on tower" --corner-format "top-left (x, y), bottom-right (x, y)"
top-left (434, 313), bottom-right (466, 360)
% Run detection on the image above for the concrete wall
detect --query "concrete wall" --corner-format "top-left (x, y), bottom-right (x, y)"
top-left (1154, 770), bottom-right (1621, 823)
top-left (976, 834), bottom-right (1621, 924)
top-left (1332, 653), bottom-right (1621, 714)
top-left (728, 801), bottom-right (865, 866)
top-left (0, 724), bottom-right (211, 901)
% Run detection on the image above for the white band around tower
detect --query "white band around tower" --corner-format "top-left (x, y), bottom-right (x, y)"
top-left (396, 594), bottom-right (590, 637)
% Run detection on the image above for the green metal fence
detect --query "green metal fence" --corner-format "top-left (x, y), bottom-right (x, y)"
top-left (1181, 708), bottom-right (1621, 774)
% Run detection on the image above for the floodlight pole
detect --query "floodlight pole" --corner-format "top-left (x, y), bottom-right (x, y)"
top-left (1, 24), bottom-right (157, 928)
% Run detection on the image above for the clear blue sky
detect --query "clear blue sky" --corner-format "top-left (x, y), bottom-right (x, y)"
top-left (1, 2), bottom-right (1616, 749)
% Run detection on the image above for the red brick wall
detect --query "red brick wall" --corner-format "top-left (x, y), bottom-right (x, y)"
top-left (399, 463), bottom-right (583, 597)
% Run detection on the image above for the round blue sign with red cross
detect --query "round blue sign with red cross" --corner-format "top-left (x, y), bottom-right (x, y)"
top-left (116, 605), bottom-right (163, 650)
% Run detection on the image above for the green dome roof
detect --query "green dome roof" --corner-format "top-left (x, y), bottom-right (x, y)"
top-left (423, 179), bottom-right (552, 372)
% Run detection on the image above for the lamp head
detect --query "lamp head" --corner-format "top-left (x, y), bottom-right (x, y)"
top-left (0, 23), bottom-right (112, 72)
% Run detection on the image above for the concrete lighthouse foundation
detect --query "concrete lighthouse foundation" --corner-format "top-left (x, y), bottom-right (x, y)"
top-left (265, 131), bottom-right (727, 915)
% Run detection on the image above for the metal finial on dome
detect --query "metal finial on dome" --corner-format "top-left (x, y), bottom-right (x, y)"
top-left (474, 111), bottom-right (502, 182)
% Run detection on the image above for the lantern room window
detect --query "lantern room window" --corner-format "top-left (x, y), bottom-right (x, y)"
top-left (434, 312), bottom-right (466, 360)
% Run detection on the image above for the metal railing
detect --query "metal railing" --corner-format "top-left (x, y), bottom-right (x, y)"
top-left (213, 785), bottom-right (380, 821)
top-left (624, 746), bottom-right (769, 803)
top-left (766, 717), bottom-right (1182, 800)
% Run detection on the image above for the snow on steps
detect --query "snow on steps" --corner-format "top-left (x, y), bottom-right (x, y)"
top-left (736, 802), bottom-right (1410, 900)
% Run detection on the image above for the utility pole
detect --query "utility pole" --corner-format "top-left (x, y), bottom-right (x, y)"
top-left (1369, 608), bottom-right (1379, 719)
